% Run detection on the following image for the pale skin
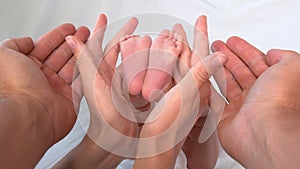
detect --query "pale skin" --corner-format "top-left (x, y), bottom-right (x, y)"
top-left (0, 18), bottom-right (215, 169)
top-left (141, 29), bottom-right (183, 101)
top-left (120, 29), bottom-right (185, 169)
top-left (121, 17), bottom-right (218, 168)
top-left (131, 34), bottom-right (300, 169)
top-left (2, 14), bottom-right (299, 169)
top-left (171, 19), bottom-right (221, 169)
top-left (120, 34), bottom-right (152, 97)
top-left (119, 34), bottom-right (152, 109)
top-left (0, 24), bottom-right (90, 168)
top-left (120, 16), bottom-right (224, 169)
top-left (62, 14), bottom-right (227, 169)
top-left (53, 14), bottom-right (141, 169)
top-left (212, 37), bottom-right (300, 169)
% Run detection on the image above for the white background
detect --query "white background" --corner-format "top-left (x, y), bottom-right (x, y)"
top-left (1, 0), bottom-right (299, 168)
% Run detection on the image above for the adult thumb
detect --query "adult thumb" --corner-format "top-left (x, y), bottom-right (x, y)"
top-left (266, 49), bottom-right (299, 66)
top-left (191, 52), bottom-right (227, 88)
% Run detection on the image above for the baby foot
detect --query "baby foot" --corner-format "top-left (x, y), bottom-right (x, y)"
top-left (142, 30), bottom-right (183, 101)
top-left (120, 35), bottom-right (152, 96)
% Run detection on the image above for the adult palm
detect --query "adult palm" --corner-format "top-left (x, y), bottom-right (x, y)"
top-left (0, 23), bottom-right (89, 168)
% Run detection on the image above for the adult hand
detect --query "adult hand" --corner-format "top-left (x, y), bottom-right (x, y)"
top-left (54, 14), bottom-right (140, 169)
top-left (28, 23), bottom-right (90, 133)
top-left (133, 16), bottom-right (227, 169)
top-left (62, 13), bottom-right (226, 169)
top-left (212, 36), bottom-right (269, 168)
top-left (0, 23), bottom-right (89, 169)
top-left (172, 16), bottom-right (223, 169)
top-left (213, 37), bottom-right (300, 168)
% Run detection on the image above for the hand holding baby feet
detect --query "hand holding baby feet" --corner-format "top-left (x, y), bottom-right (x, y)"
top-left (55, 14), bottom-right (141, 169)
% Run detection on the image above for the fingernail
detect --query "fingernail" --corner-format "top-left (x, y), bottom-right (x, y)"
top-left (66, 36), bottom-right (77, 50)
top-left (211, 45), bottom-right (216, 52)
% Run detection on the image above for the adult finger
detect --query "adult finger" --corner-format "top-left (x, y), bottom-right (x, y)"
top-left (66, 35), bottom-right (98, 107)
top-left (56, 27), bottom-right (90, 85)
top-left (30, 23), bottom-right (76, 62)
top-left (58, 53), bottom-right (79, 85)
top-left (66, 14), bottom-right (107, 101)
top-left (136, 52), bottom-right (227, 157)
top-left (87, 14), bottom-right (107, 54)
top-left (266, 49), bottom-right (300, 66)
top-left (44, 26), bottom-right (90, 73)
top-left (226, 36), bottom-right (269, 77)
top-left (193, 15), bottom-right (209, 58)
top-left (212, 40), bottom-right (256, 90)
top-left (103, 17), bottom-right (138, 66)
top-left (1, 37), bottom-right (33, 54)
top-left (191, 52), bottom-right (227, 88)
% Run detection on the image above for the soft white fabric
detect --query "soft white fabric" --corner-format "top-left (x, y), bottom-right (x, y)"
top-left (1, 0), bottom-right (299, 168)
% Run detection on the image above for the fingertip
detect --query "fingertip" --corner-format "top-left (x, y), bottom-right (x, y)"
top-left (77, 26), bottom-right (90, 35)
top-left (226, 36), bottom-right (243, 47)
top-left (195, 15), bottom-right (206, 25)
top-left (130, 17), bottom-right (139, 25)
top-left (65, 36), bottom-right (76, 50)
top-left (216, 52), bottom-right (228, 65)
top-left (266, 49), bottom-right (299, 65)
top-left (22, 36), bottom-right (33, 41)
top-left (63, 22), bottom-right (76, 29)
top-left (200, 15), bottom-right (207, 23)
top-left (226, 36), bottom-right (240, 43)
top-left (1, 37), bottom-right (34, 54)
top-left (266, 49), bottom-right (295, 56)
top-left (126, 17), bottom-right (139, 33)
top-left (23, 37), bottom-right (34, 53)
top-left (66, 36), bottom-right (83, 54)
top-left (266, 49), bottom-right (283, 66)
top-left (98, 13), bottom-right (108, 23)
top-left (195, 15), bottom-right (208, 36)
top-left (76, 26), bottom-right (91, 42)
top-left (211, 40), bottom-right (226, 52)
top-left (22, 36), bottom-right (34, 46)
top-left (210, 40), bottom-right (223, 52)
top-left (94, 13), bottom-right (108, 33)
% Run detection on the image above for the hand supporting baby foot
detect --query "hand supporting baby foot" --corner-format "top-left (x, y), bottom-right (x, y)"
top-left (133, 16), bottom-right (227, 169)
top-left (55, 14), bottom-right (140, 169)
